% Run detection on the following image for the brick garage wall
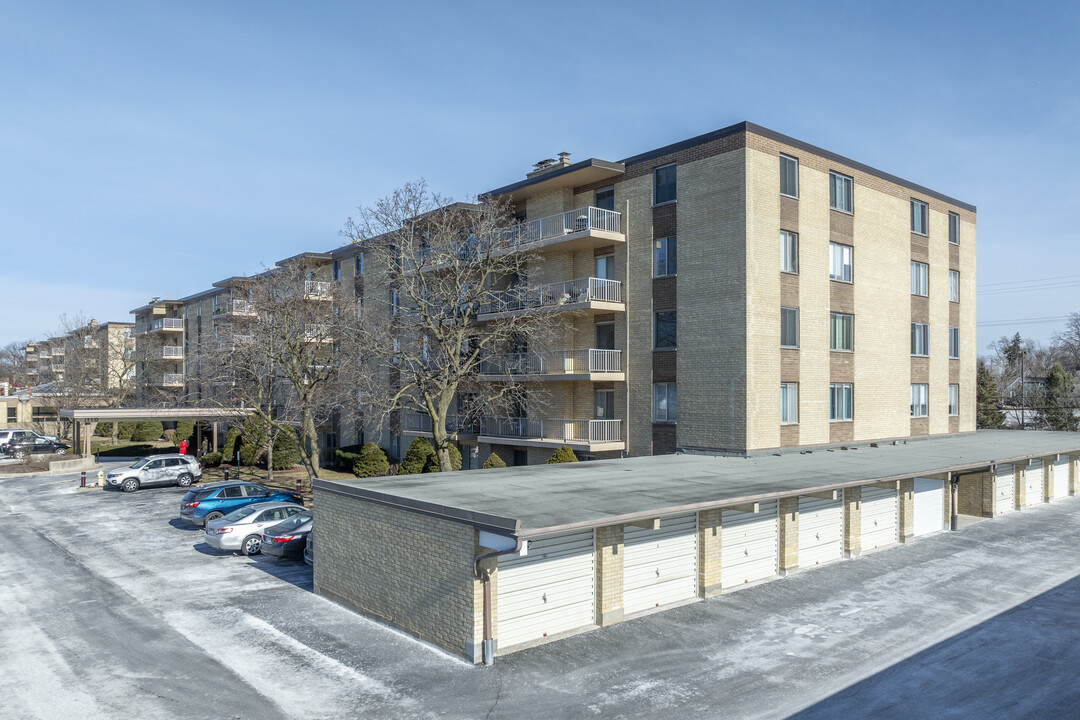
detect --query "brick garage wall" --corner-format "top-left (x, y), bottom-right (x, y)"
top-left (957, 471), bottom-right (993, 517)
top-left (313, 488), bottom-right (482, 661)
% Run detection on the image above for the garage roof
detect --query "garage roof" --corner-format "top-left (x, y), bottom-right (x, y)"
top-left (314, 431), bottom-right (1080, 537)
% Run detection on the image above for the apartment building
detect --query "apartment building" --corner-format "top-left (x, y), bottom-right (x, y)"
top-left (390, 121), bottom-right (976, 463)
top-left (130, 299), bottom-right (186, 402)
top-left (120, 121), bottom-right (974, 465)
top-left (22, 320), bottom-right (134, 392)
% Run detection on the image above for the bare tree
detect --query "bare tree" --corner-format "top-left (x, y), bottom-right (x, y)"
top-left (0, 341), bottom-right (27, 387)
top-left (343, 181), bottom-right (565, 472)
top-left (192, 263), bottom-right (358, 486)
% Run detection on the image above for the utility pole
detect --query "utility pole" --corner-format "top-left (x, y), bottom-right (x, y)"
top-left (1020, 350), bottom-right (1026, 430)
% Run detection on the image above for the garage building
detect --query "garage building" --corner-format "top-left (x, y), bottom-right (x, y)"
top-left (313, 431), bottom-right (1080, 663)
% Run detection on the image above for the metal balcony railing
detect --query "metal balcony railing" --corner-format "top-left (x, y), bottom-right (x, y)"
top-left (51, 347), bottom-right (65, 356)
top-left (305, 280), bottom-right (331, 298)
top-left (403, 412), bottom-right (481, 434)
top-left (156, 374), bottom-right (184, 386)
top-left (161, 346), bottom-right (184, 358)
top-left (480, 349), bottom-right (622, 376)
top-left (411, 207), bottom-right (622, 267)
top-left (214, 299), bottom-right (256, 315)
top-left (481, 417), bottom-right (622, 444)
top-left (150, 318), bottom-right (184, 332)
top-left (479, 277), bottom-right (622, 315)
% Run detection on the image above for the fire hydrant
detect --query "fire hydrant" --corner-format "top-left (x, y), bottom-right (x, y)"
top-left (97, 469), bottom-right (105, 487)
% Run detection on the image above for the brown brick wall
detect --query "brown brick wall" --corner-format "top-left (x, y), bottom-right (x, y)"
top-left (653, 351), bottom-right (676, 383)
top-left (653, 276), bottom-right (677, 310)
top-left (653, 423), bottom-right (677, 454)
top-left (781, 196), bottom-right (799, 232)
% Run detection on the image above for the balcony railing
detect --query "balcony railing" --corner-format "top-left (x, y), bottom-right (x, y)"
top-left (412, 206), bottom-right (622, 268)
top-left (482, 417), bottom-right (622, 445)
top-left (51, 347), bottom-right (65, 356)
top-left (403, 412), bottom-right (481, 435)
top-left (479, 277), bottom-right (622, 315)
top-left (161, 346), bottom-right (184, 358)
top-left (83, 337), bottom-right (100, 349)
top-left (480, 349), bottom-right (622, 377)
top-left (214, 299), bottom-right (256, 316)
top-left (27, 368), bottom-right (38, 375)
top-left (150, 318), bottom-right (184, 332)
top-left (305, 280), bottom-right (331, 298)
top-left (154, 374), bottom-right (184, 387)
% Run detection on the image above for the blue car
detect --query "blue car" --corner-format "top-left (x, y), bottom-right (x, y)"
top-left (179, 482), bottom-right (303, 526)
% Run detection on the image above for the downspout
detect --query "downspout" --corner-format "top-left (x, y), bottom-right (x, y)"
top-left (473, 537), bottom-right (523, 666)
top-left (623, 198), bottom-right (630, 458)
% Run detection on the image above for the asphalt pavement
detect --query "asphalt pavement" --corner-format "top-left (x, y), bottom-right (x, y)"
top-left (2, 464), bottom-right (1080, 719)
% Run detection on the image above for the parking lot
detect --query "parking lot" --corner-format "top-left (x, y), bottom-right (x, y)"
top-left (4, 465), bottom-right (1080, 719)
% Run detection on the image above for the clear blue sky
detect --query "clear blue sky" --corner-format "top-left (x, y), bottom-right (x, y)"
top-left (2, 0), bottom-right (1077, 353)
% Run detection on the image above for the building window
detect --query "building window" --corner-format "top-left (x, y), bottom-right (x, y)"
top-left (780, 155), bottom-right (799, 198)
top-left (949, 212), bottom-right (960, 245)
top-left (595, 186), bottom-right (615, 211)
top-left (829, 172), bottom-right (853, 213)
top-left (355, 252), bottom-right (364, 276)
top-left (595, 389), bottom-right (615, 420)
top-left (911, 384), bottom-right (929, 417)
top-left (6, 407), bottom-right (15, 424)
top-left (653, 382), bottom-right (677, 422)
top-left (332, 259), bottom-right (341, 282)
top-left (911, 261), bottom-right (929, 296)
top-left (654, 163), bottom-right (676, 205)
top-left (830, 383), bottom-right (853, 421)
top-left (781, 307), bottom-right (799, 348)
top-left (390, 289), bottom-right (400, 316)
top-left (911, 323), bottom-right (929, 356)
top-left (781, 231), bottom-right (798, 274)
top-left (829, 242), bottom-right (853, 282)
top-left (830, 312), bottom-right (854, 351)
top-left (781, 383), bottom-right (799, 424)
top-left (654, 311), bottom-right (677, 349)
top-left (949, 270), bottom-right (960, 303)
top-left (654, 237), bottom-right (677, 277)
top-left (949, 384), bottom-right (960, 416)
top-left (949, 327), bottom-right (960, 359)
top-left (911, 199), bottom-right (929, 235)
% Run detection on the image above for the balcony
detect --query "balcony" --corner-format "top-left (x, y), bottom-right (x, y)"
top-left (159, 346), bottom-right (184, 359)
top-left (27, 367), bottom-right (38, 375)
top-left (304, 280), bottom-right (332, 300)
top-left (479, 349), bottom-right (623, 381)
top-left (51, 347), bottom-right (65, 357)
top-left (213, 299), bottom-right (257, 318)
top-left (150, 318), bottom-right (184, 333)
top-left (480, 417), bottom-right (623, 452)
top-left (402, 412), bottom-right (481, 438)
top-left (301, 324), bottom-right (333, 344)
top-left (151, 374), bottom-right (185, 387)
top-left (411, 206), bottom-right (624, 271)
top-left (478, 277), bottom-right (623, 320)
top-left (83, 337), bottom-right (100, 349)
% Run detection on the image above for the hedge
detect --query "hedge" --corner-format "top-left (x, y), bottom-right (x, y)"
top-left (116, 422), bottom-right (137, 440)
top-left (399, 437), bottom-right (435, 475)
top-left (93, 422), bottom-right (114, 437)
top-left (546, 445), bottom-right (579, 464)
top-left (337, 442), bottom-right (390, 478)
top-left (482, 452), bottom-right (507, 469)
top-left (271, 427), bottom-right (301, 470)
top-left (199, 451), bottom-right (223, 467)
top-left (131, 421), bottom-right (164, 443)
top-left (222, 427), bottom-right (240, 462)
top-left (424, 443), bottom-right (462, 472)
top-left (174, 421), bottom-right (195, 446)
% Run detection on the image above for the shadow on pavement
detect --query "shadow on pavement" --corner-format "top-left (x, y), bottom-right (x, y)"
top-left (788, 574), bottom-right (1080, 719)
top-left (247, 554), bottom-right (314, 592)
top-left (169, 518), bottom-right (202, 532)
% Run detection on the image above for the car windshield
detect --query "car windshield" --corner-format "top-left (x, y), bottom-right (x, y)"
top-left (224, 506), bottom-right (259, 522)
top-left (130, 458), bottom-right (151, 469)
top-left (272, 513), bottom-right (312, 532)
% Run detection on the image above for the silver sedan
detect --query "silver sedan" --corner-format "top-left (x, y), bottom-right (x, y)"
top-left (203, 502), bottom-right (309, 555)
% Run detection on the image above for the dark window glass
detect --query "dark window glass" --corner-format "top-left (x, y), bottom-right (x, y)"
top-left (780, 155), bottom-right (798, 197)
top-left (595, 187), bottom-right (615, 211)
top-left (655, 311), bottom-right (677, 349)
top-left (654, 164), bottom-right (676, 205)
top-left (220, 486), bottom-right (244, 498)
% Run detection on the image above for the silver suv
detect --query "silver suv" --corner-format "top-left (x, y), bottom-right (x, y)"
top-left (105, 454), bottom-right (203, 492)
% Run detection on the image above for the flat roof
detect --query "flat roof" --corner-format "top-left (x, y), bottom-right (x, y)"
top-left (315, 431), bottom-right (1080, 537)
top-left (58, 408), bottom-right (248, 422)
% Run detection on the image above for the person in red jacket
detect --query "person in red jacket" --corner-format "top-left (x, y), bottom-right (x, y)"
top-left (178, 438), bottom-right (188, 455)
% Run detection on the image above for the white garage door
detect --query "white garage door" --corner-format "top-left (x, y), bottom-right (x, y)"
top-left (623, 513), bottom-right (698, 615)
top-left (721, 500), bottom-right (779, 588)
top-left (497, 530), bottom-right (595, 649)
top-left (995, 464), bottom-right (1015, 515)
top-left (913, 477), bottom-right (944, 537)
top-left (860, 486), bottom-right (898, 550)
top-left (1026, 460), bottom-right (1044, 507)
top-left (1053, 458), bottom-right (1070, 500)
top-left (798, 494), bottom-right (844, 568)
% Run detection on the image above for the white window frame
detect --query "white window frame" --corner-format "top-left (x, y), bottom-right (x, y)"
top-left (911, 322), bottom-right (930, 357)
top-left (911, 199), bottom-right (929, 236)
top-left (830, 312), bottom-right (854, 351)
top-left (781, 383), bottom-right (799, 424)
top-left (949, 270), bottom-right (960, 303)
top-left (911, 261), bottom-right (929, 296)
top-left (949, 326), bottom-right (960, 359)
top-left (829, 171), bottom-right (853, 213)
top-left (653, 163), bottom-right (677, 206)
top-left (911, 383), bottom-right (929, 418)
top-left (653, 237), bottom-right (677, 278)
top-left (780, 154), bottom-right (799, 198)
top-left (653, 382), bottom-right (677, 422)
top-left (949, 384), bottom-right (960, 416)
top-left (781, 231), bottom-right (798, 274)
top-left (781, 306), bottom-right (799, 348)
top-left (829, 383), bottom-right (853, 421)
top-left (829, 242), bottom-right (853, 283)
top-left (949, 212), bottom-right (960, 245)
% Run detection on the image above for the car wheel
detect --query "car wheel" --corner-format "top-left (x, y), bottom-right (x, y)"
top-left (177, 473), bottom-right (193, 487)
top-left (14, 451), bottom-right (24, 459)
top-left (241, 535), bottom-right (261, 556)
top-left (121, 478), bottom-right (140, 493)
top-left (56, 448), bottom-right (66, 455)
top-left (204, 511), bottom-right (224, 524)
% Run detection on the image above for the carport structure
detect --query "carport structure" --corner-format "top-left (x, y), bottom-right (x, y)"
top-left (59, 407), bottom-right (248, 457)
top-left (312, 430), bottom-right (1080, 664)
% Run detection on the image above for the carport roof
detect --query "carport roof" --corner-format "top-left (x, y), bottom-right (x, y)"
top-left (314, 431), bottom-right (1080, 537)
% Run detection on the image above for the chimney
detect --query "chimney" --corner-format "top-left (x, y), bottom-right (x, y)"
top-left (526, 152), bottom-right (572, 179)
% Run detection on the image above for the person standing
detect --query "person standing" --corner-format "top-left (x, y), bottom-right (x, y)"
top-left (178, 438), bottom-right (189, 455)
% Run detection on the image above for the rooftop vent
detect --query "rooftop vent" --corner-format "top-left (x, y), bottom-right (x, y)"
top-left (527, 152), bottom-right (573, 179)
